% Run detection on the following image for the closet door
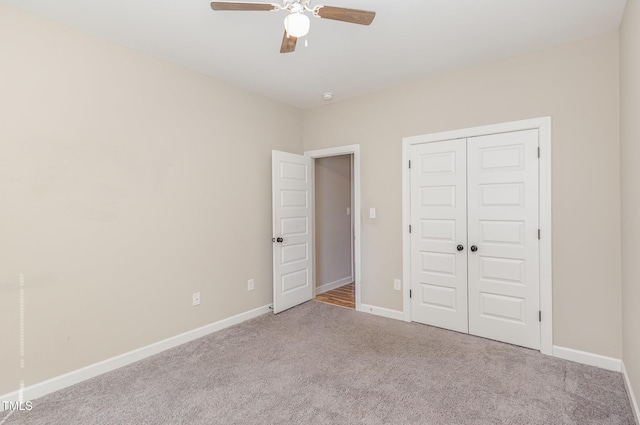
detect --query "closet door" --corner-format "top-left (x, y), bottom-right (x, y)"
top-left (466, 130), bottom-right (540, 349)
top-left (410, 139), bottom-right (468, 333)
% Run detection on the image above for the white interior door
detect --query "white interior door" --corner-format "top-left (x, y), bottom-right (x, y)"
top-left (272, 150), bottom-right (314, 314)
top-left (467, 130), bottom-right (540, 349)
top-left (410, 139), bottom-right (469, 333)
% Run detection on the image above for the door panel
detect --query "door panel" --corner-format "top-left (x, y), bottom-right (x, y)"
top-left (479, 293), bottom-right (525, 323)
top-left (272, 151), bottom-right (313, 314)
top-left (410, 139), bottom-right (468, 333)
top-left (467, 130), bottom-right (540, 349)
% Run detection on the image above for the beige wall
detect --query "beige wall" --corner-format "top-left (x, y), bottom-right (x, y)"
top-left (303, 33), bottom-right (622, 358)
top-left (0, 5), bottom-right (302, 396)
top-left (315, 155), bottom-right (353, 289)
top-left (620, 0), bottom-right (640, 414)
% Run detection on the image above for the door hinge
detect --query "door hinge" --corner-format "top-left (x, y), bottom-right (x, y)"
top-left (408, 160), bottom-right (411, 169)
top-left (409, 289), bottom-right (412, 298)
top-left (409, 225), bottom-right (412, 233)
top-left (538, 147), bottom-right (540, 158)
top-left (538, 229), bottom-right (541, 240)
top-left (539, 310), bottom-right (542, 322)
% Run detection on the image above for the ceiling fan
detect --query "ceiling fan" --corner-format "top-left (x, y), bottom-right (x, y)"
top-left (210, 0), bottom-right (376, 53)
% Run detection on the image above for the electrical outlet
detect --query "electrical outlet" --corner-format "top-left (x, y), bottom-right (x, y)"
top-left (192, 292), bottom-right (201, 306)
top-left (394, 279), bottom-right (401, 291)
top-left (248, 279), bottom-right (255, 291)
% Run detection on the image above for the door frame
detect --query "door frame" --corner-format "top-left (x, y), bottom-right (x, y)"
top-left (401, 117), bottom-right (553, 355)
top-left (305, 145), bottom-right (362, 311)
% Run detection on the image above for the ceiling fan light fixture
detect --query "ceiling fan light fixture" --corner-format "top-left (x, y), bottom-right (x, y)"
top-left (210, 1), bottom-right (376, 53)
top-left (284, 12), bottom-right (310, 38)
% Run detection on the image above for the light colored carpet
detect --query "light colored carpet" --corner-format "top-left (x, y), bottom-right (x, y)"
top-left (1, 301), bottom-right (635, 424)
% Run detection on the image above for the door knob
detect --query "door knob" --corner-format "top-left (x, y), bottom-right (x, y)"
top-left (457, 244), bottom-right (464, 251)
top-left (276, 237), bottom-right (284, 243)
top-left (470, 245), bottom-right (478, 252)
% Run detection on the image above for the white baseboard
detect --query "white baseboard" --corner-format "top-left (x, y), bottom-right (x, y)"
top-left (0, 304), bottom-right (272, 409)
top-left (623, 361), bottom-right (640, 425)
top-left (316, 277), bottom-right (353, 295)
top-left (358, 303), bottom-right (404, 321)
top-left (552, 345), bottom-right (622, 372)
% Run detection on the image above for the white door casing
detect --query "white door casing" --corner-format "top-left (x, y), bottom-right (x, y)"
top-left (467, 130), bottom-right (540, 349)
top-left (410, 139), bottom-right (469, 333)
top-left (305, 145), bottom-right (362, 312)
top-left (272, 150), bottom-right (314, 314)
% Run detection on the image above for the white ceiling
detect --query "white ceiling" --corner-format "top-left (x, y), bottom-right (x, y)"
top-left (1, 0), bottom-right (627, 108)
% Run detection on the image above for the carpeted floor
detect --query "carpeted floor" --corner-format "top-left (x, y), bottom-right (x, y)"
top-left (1, 301), bottom-right (635, 424)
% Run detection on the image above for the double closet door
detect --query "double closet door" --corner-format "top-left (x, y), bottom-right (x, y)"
top-left (410, 129), bottom-right (540, 350)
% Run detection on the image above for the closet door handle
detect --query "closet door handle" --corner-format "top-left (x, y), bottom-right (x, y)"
top-left (457, 244), bottom-right (464, 251)
top-left (470, 245), bottom-right (478, 252)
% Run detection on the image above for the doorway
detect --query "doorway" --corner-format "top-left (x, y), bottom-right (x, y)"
top-left (272, 145), bottom-right (362, 313)
top-left (307, 145), bottom-right (362, 310)
top-left (313, 154), bottom-right (355, 309)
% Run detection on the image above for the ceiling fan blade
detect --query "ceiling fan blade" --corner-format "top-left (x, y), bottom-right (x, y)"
top-left (280, 30), bottom-right (297, 53)
top-left (210, 2), bottom-right (277, 11)
top-left (316, 6), bottom-right (375, 25)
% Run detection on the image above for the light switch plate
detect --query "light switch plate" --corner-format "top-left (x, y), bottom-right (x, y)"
top-left (369, 208), bottom-right (376, 219)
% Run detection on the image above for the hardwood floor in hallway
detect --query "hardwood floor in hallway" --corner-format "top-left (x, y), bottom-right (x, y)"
top-left (314, 282), bottom-right (355, 309)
